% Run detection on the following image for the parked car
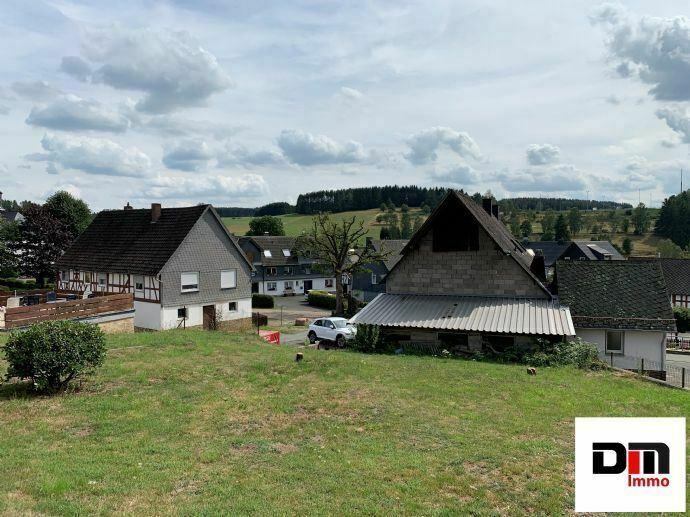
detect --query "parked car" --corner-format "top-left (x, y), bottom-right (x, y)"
top-left (308, 317), bottom-right (357, 347)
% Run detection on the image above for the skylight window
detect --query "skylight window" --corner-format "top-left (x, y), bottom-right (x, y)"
top-left (264, 250), bottom-right (272, 258)
top-left (282, 249), bottom-right (291, 257)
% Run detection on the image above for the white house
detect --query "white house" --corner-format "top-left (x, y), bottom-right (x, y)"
top-left (56, 203), bottom-right (254, 331)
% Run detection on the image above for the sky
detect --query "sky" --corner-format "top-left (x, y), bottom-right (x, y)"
top-left (1, 0), bottom-right (690, 210)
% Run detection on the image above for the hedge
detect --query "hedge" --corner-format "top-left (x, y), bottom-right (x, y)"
top-left (0, 278), bottom-right (37, 290)
top-left (252, 294), bottom-right (275, 309)
top-left (674, 306), bottom-right (690, 333)
top-left (308, 290), bottom-right (338, 310)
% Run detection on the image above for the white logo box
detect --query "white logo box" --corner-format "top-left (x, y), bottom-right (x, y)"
top-left (575, 417), bottom-right (686, 513)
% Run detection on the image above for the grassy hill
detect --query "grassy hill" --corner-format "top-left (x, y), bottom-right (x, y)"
top-left (1, 330), bottom-right (688, 514)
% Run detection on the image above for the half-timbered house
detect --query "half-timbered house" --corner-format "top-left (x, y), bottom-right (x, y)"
top-left (56, 203), bottom-right (253, 331)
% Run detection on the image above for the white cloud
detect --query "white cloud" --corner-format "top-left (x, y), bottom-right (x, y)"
top-left (25, 94), bottom-right (131, 132)
top-left (277, 129), bottom-right (367, 165)
top-left (0, 105), bottom-right (9, 115)
top-left (429, 164), bottom-right (480, 184)
top-left (28, 133), bottom-right (151, 177)
top-left (339, 86), bottom-right (364, 101)
top-left (142, 115), bottom-right (244, 139)
top-left (591, 4), bottom-right (690, 101)
top-left (404, 127), bottom-right (482, 165)
top-left (162, 139), bottom-right (214, 172)
top-left (526, 143), bottom-right (560, 165)
top-left (80, 26), bottom-right (232, 113)
top-left (656, 106), bottom-right (690, 143)
top-left (497, 165), bottom-right (587, 192)
top-left (217, 144), bottom-right (286, 168)
top-left (11, 80), bottom-right (61, 101)
top-left (144, 173), bottom-right (268, 199)
top-left (60, 56), bottom-right (92, 82)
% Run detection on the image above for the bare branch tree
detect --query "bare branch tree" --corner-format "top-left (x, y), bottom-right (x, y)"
top-left (295, 214), bottom-right (391, 315)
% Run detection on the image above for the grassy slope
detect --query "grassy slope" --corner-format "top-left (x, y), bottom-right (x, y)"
top-left (1, 330), bottom-right (688, 515)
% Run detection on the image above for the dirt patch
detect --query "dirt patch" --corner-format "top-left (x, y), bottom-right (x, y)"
top-left (270, 443), bottom-right (299, 454)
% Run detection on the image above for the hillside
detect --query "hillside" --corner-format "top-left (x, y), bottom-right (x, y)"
top-left (1, 330), bottom-right (688, 514)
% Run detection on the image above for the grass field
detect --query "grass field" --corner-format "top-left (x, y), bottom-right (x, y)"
top-left (1, 330), bottom-right (688, 514)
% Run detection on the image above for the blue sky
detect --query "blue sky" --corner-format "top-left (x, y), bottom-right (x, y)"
top-left (1, 0), bottom-right (690, 210)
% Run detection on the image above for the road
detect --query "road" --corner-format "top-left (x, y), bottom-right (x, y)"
top-left (666, 351), bottom-right (690, 368)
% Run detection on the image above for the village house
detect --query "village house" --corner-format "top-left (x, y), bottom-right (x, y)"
top-left (350, 191), bottom-right (574, 351)
top-left (630, 257), bottom-right (690, 309)
top-left (351, 238), bottom-right (407, 302)
top-left (0, 191), bottom-right (24, 224)
top-left (56, 203), bottom-right (253, 331)
top-left (526, 239), bottom-right (624, 277)
top-left (238, 235), bottom-right (335, 296)
top-left (555, 260), bottom-right (675, 370)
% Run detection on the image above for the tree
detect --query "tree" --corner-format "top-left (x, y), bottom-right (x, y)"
top-left (554, 214), bottom-right (571, 242)
top-left (540, 212), bottom-right (555, 241)
top-left (567, 208), bottom-right (583, 235)
top-left (631, 203), bottom-right (650, 235)
top-left (0, 220), bottom-right (21, 277)
top-left (379, 226), bottom-right (391, 240)
top-left (420, 203), bottom-right (431, 215)
top-left (17, 204), bottom-right (73, 287)
top-left (621, 217), bottom-right (630, 234)
top-left (379, 202), bottom-right (387, 212)
top-left (400, 210), bottom-right (412, 239)
top-left (509, 219), bottom-right (521, 238)
top-left (246, 215), bottom-right (285, 236)
top-left (657, 238), bottom-right (686, 258)
top-left (295, 214), bottom-right (389, 315)
top-left (520, 219), bottom-right (532, 238)
top-left (655, 191), bottom-right (690, 249)
top-left (43, 190), bottom-right (91, 236)
top-left (622, 237), bottom-right (633, 256)
top-left (412, 216), bottom-right (423, 233)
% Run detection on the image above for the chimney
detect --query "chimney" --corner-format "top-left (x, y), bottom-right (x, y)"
top-left (491, 204), bottom-right (499, 219)
top-left (124, 202), bottom-right (133, 211)
top-left (482, 197), bottom-right (492, 215)
top-left (151, 203), bottom-right (161, 223)
top-left (530, 249), bottom-right (547, 282)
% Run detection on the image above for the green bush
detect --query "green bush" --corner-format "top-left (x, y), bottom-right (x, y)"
top-left (673, 306), bottom-right (690, 333)
top-left (252, 294), bottom-right (275, 309)
top-left (0, 278), bottom-right (38, 290)
top-left (522, 338), bottom-right (601, 369)
top-left (3, 321), bottom-right (106, 393)
top-left (349, 324), bottom-right (382, 353)
top-left (308, 290), bottom-right (337, 310)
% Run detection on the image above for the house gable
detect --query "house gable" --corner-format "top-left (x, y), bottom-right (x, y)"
top-left (386, 192), bottom-right (549, 298)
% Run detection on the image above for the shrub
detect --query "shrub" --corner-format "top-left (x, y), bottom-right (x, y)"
top-left (522, 338), bottom-right (600, 369)
top-left (252, 294), bottom-right (274, 309)
top-left (3, 321), bottom-right (106, 393)
top-left (349, 324), bottom-right (382, 353)
top-left (308, 290), bottom-right (337, 310)
top-left (673, 306), bottom-right (690, 333)
top-left (0, 278), bottom-right (38, 290)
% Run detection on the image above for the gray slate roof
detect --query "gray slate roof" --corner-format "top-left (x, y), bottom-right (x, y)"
top-left (349, 293), bottom-right (575, 336)
top-left (238, 236), bottom-right (300, 266)
top-left (630, 257), bottom-right (690, 296)
top-left (525, 241), bottom-right (570, 267)
top-left (0, 210), bottom-right (24, 224)
top-left (566, 240), bottom-right (624, 261)
top-left (556, 260), bottom-right (676, 331)
top-left (368, 239), bottom-right (408, 271)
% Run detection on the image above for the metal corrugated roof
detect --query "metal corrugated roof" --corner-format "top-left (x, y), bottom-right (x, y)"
top-left (349, 293), bottom-right (575, 336)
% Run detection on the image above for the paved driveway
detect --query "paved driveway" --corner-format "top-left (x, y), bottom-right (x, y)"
top-left (666, 351), bottom-right (690, 368)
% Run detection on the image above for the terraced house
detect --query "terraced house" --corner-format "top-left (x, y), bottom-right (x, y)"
top-left (56, 203), bottom-right (253, 331)
top-left (238, 235), bottom-right (335, 296)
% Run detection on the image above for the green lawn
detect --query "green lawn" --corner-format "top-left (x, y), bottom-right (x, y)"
top-left (223, 208), bottom-right (426, 238)
top-left (0, 330), bottom-right (688, 514)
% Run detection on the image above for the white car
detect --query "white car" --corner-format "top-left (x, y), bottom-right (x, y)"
top-left (308, 317), bottom-right (357, 347)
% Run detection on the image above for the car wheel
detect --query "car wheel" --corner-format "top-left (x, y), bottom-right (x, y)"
top-left (336, 335), bottom-right (345, 348)
top-left (308, 331), bottom-right (317, 344)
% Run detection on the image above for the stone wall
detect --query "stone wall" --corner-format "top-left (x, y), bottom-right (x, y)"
top-left (97, 315), bottom-right (134, 334)
top-left (386, 228), bottom-right (547, 298)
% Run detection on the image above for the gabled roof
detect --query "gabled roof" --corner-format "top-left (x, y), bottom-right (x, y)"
top-left (368, 239), bottom-right (408, 271)
top-left (0, 210), bottom-right (24, 224)
top-left (238, 236), bottom-right (300, 266)
top-left (555, 261), bottom-right (675, 331)
top-left (57, 205), bottom-right (251, 276)
top-left (564, 240), bottom-right (624, 261)
top-left (392, 190), bottom-right (551, 297)
top-left (349, 293), bottom-right (574, 336)
top-left (525, 241), bottom-right (571, 267)
top-left (630, 257), bottom-right (690, 296)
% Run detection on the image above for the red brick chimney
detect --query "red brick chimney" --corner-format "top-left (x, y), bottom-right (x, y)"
top-left (151, 203), bottom-right (161, 222)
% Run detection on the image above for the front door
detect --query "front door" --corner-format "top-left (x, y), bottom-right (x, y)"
top-left (303, 280), bottom-right (313, 292)
top-left (203, 305), bottom-right (216, 330)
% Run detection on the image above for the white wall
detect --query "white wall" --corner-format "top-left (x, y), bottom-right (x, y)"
top-left (574, 328), bottom-right (665, 366)
top-left (134, 301), bottom-right (162, 330)
top-left (258, 277), bottom-right (335, 295)
top-left (160, 297), bottom-right (252, 330)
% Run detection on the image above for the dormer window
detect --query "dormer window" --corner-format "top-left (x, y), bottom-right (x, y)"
top-left (264, 250), bottom-right (272, 258)
top-left (282, 249), bottom-right (291, 257)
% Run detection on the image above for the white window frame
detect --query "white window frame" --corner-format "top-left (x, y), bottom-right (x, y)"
top-left (266, 281), bottom-right (277, 292)
top-left (605, 330), bottom-right (624, 354)
top-left (263, 250), bottom-right (272, 258)
top-left (177, 307), bottom-right (188, 319)
top-left (134, 275), bottom-right (144, 295)
top-left (220, 269), bottom-right (237, 289)
top-left (282, 249), bottom-right (291, 257)
top-left (97, 273), bottom-right (107, 287)
top-left (266, 267), bottom-right (277, 276)
top-left (181, 272), bottom-right (199, 293)
top-left (371, 273), bottom-right (378, 285)
top-left (284, 280), bottom-right (294, 290)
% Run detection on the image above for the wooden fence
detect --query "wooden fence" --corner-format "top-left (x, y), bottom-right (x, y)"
top-left (2, 293), bottom-right (133, 329)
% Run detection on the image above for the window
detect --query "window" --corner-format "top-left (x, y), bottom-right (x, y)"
top-left (325, 279), bottom-right (334, 288)
top-left (266, 267), bottom-right (277, 276)
top-left (228, 301), bottom-right (237, 312)
top-left (282, 249), bottom-right (291, 257)
top-left (221, 270), bottom-right (237, 289)
top-left (304, 267), bottom-right (311, 275)
top-left (371, 273), bottom-right (378, 285)
top-left (284, 280), bottom-right (294, 289)
top-left (263, 250), bottom-right (272, 258)
top-left (98, 273), bottom-right (107, 286)
top-left (564, 256), bottom-right (571, 260)
top-left (134, 275), bottom-right (144, 294)
top-left (267, 281), bottom-right (277, 291)
top-left (672, 294), bottom-right (689, 308)
top-left (606, 330), bottom-right (624, 354)
top-left (284, 266), bottom-right (292, 275)
top-left (60, 271), bottom-right (68, 281)
top-left (578, 256), bottom-right (586, 261)
top-left (84, 272), bottom-right (92, 283)
top-left (432, 206), bottom-right (479, 252)
top-left (181, 272), bottom-right (199, 293)
top-left (313, 319), bottom-right (322, 327)
top-left (177, 307), bottom-right (188, 319)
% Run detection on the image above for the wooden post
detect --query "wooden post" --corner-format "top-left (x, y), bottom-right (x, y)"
top-left (640, 358), bottom-right (644, 374)
top-left (610, 353), bottom-right (614, 367)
